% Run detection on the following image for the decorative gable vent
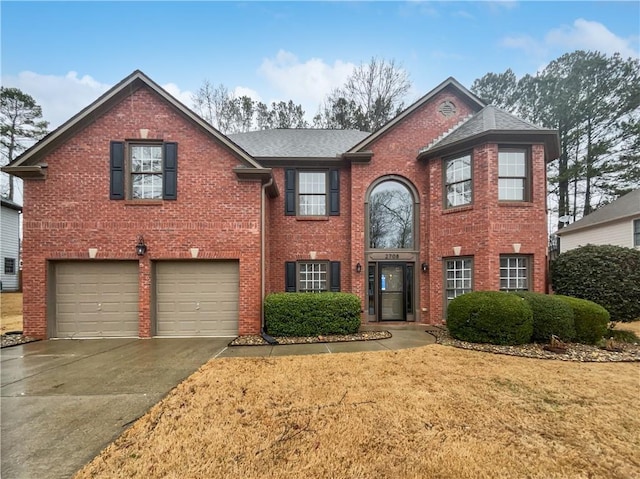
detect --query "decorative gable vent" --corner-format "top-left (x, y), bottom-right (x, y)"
top-left (439, 100), bottom-right (457, 117)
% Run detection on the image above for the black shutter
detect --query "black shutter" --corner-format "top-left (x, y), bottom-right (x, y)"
top-left (329, 169), bottom-right (339, 215)
top-left (330, 261), bottom-right (341, 292)
top-left (163, 142), bottom-right (178, 200)
top-left (110, 141), bottom-right (125, 200)
top-left (284, 169), bottom-right (296, 215)
top-left (285, 261), bottom-right (297, 292)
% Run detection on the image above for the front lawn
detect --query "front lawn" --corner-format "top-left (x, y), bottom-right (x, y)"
top-left (74, 345), bottom-right (639, 479)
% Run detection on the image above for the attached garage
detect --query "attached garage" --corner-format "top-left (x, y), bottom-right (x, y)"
top-left (53, 261), bottom-right (139, 338)
top-left (155, 261), bottom-right (239, 337)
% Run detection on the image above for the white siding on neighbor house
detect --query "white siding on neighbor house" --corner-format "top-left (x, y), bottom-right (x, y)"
top-left (559, 216), bottom-right (640, 253)
top-left (1, 205), bottom-right (21, 291)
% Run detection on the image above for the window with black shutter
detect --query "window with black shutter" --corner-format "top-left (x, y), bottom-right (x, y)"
top-left (284, 169), bottom-right (340, 216)
top-left (110, 141), bottom-right (178, 200)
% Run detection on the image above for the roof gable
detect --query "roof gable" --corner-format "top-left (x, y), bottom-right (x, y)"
top-left (346, 77), bottom-right (486, 154)
top-left (556, 189), bottom-right (640, 235)
top-left (4, 70), bottom-right (262, 172)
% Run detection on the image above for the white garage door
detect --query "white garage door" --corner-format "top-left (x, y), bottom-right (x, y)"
top-left (55, 261), bottom-right (139, 338)
top-left (155, 261), bottom-right (239, 337)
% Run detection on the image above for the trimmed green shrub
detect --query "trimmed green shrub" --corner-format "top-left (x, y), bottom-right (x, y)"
top-left (551, 244), bottom-right (640, 322)
top-left (512, 292), bottom-right (575, 342)
top-left (265, 292), bottom-right (361, 337)
top-left (447, 291), bottom-right (533, 345)
top-left (555, 295), bottom-right (609, 344)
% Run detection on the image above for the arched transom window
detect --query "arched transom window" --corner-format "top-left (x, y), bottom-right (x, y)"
top-left (368, 180), bottom-right (414, 249)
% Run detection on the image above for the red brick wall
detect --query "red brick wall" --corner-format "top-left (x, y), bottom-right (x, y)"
top-left (427, 143), bottom-right (548, 323)
top-left (265, 86), bottom-right (548, 326)
top-left (21, 86), bottom-right (264, 338)
top-left (266, 167), bottom-right (353, 294)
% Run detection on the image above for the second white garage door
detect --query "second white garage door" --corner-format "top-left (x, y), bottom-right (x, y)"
top-left (155, 261), bottom-right (239, 337)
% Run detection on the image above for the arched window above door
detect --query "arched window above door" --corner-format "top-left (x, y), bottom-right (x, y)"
top-left (368, 180), bottom-right (416, 249)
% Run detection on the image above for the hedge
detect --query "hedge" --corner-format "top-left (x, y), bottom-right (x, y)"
top-left (265, 292), bottom-right (361, 337)
top-left (512, 292), bottom-right (575, 342)
top-left (446, 291), bottom-right (533, 345)
top-left (551, 244), bottom-right (640, 322)
top-left (554, 295), bottom-right (610, 345)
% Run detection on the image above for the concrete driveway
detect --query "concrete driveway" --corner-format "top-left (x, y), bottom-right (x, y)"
top-left (1, 326), bottom-right (435, 478)
top-left (1, 338), bottom-right (230, 479)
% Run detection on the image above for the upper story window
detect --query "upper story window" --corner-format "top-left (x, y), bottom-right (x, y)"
top-left (131, 145), bottom-right (163, 199)
top-left (368, 180), bottom-right (415, 249)
top-left (634, 219), bottom-right (640, 247)
top-left (299, 172), bottom-right (327, 216)
top-left (284, 169), bottom-right (339, 216)
top-left (444, 153), bottom-right (472, 208)
top-left (110, 141), bottom-right (177, 201)
top-left (498, 148), bottom-right (530, 201)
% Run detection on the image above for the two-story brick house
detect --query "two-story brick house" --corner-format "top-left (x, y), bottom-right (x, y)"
top-left (3, 70), bottom-right (558, 339)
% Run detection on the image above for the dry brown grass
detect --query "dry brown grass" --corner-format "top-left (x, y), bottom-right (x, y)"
top-left (75, 345), bottom-right (640, 479)
top-left (618, 321), bottom-right (640, 335)
top-left (0, 292), bottom-right (23, 333)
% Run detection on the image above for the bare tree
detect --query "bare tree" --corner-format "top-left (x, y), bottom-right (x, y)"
top-left (316, 57), bottom-right (411, 131)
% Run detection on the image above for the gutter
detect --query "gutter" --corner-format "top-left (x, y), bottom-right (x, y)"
top-left (260, 177), bottom-right (278, 345)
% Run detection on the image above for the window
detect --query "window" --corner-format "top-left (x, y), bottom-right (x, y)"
top-left (635, 219), bottom-right (640, 247)
top-left (500, 256), bottom-right (530, 291)
top-left (498, 149), bottom-right (529, 201)
top-left (299, 172), bottom-right (327, 216)
top-left (444, 154), bottom-right (472, 208)
top-left (298, 262), bottom-right (328, 292)
top-left (445, 257), bottom-right (473, 305)
top-left (285, 261), bottom-right (340, 292)
top-left (4, 258), bottom-right (16, 275)
top-left (130, 145), bottom-right (163, 199)
top-left (285, 169), bottom-right (339, 216)
top-left (368, 180), bottom-right (414, 249)
top-left (110, 141), bottom-right (177, 201)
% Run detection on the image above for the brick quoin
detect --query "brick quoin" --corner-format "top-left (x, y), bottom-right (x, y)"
top-left (16, 75), bottom-right (554, 338)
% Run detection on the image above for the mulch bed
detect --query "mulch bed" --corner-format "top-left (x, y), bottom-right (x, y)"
top-left (430, 327), bottom-right (640, 363)
top-left (1, 332), bottom-right (41, 349)
top-left (229, 330), bottom-right (392, 346)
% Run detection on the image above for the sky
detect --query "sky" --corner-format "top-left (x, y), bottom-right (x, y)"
top-left (2, 0), bottom-right (639, 131)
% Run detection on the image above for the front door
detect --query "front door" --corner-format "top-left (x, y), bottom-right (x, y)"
top-left (379, 263), bottom-right (405, 321)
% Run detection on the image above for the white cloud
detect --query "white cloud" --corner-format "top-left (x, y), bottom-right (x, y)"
top-left (502, 18), bottom-right (639, 60)
top-left (161, 82), bottom-right (194, 108)
top-left (233, 86), bottom-right (262, 103)
top-left (1, 71), bottom-right (111, 129)
top-left (501, 34), bottom-right (546, 57)
top-left (1, 71), bottom-right (199, 129)
top-left (545, 18), bottom-right (639, 59)
top-left (258, 50), bottom-right (355, 116)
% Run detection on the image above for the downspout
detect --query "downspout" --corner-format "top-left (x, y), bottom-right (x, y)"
top-left (261, 177), bottom-right (278, 344)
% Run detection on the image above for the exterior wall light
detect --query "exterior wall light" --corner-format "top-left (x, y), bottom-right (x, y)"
top-left (356, 262), bottom-right (362, 273)
top-left (421, 262), bottom-right (429, 272)
top-left (136, 235), bottom-right (147, 256)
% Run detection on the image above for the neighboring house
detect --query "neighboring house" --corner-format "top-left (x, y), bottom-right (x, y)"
top-left (1, 198), bottom-right (22, 291)
top-left (555, 189), bottom-right (640, 253)
top-left (2, 70), bottom-right (559, 339)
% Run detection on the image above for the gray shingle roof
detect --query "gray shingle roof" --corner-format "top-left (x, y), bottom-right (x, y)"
top-left (421, 105), bottom-right (554, 153)
top-left (556, 189), bottom-right (640, 235)
top-left (228, 129), bottom-right (370, 158)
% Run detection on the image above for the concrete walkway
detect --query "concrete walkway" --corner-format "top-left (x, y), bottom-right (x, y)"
top-left (1, 325), bottom-right (435, 479)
